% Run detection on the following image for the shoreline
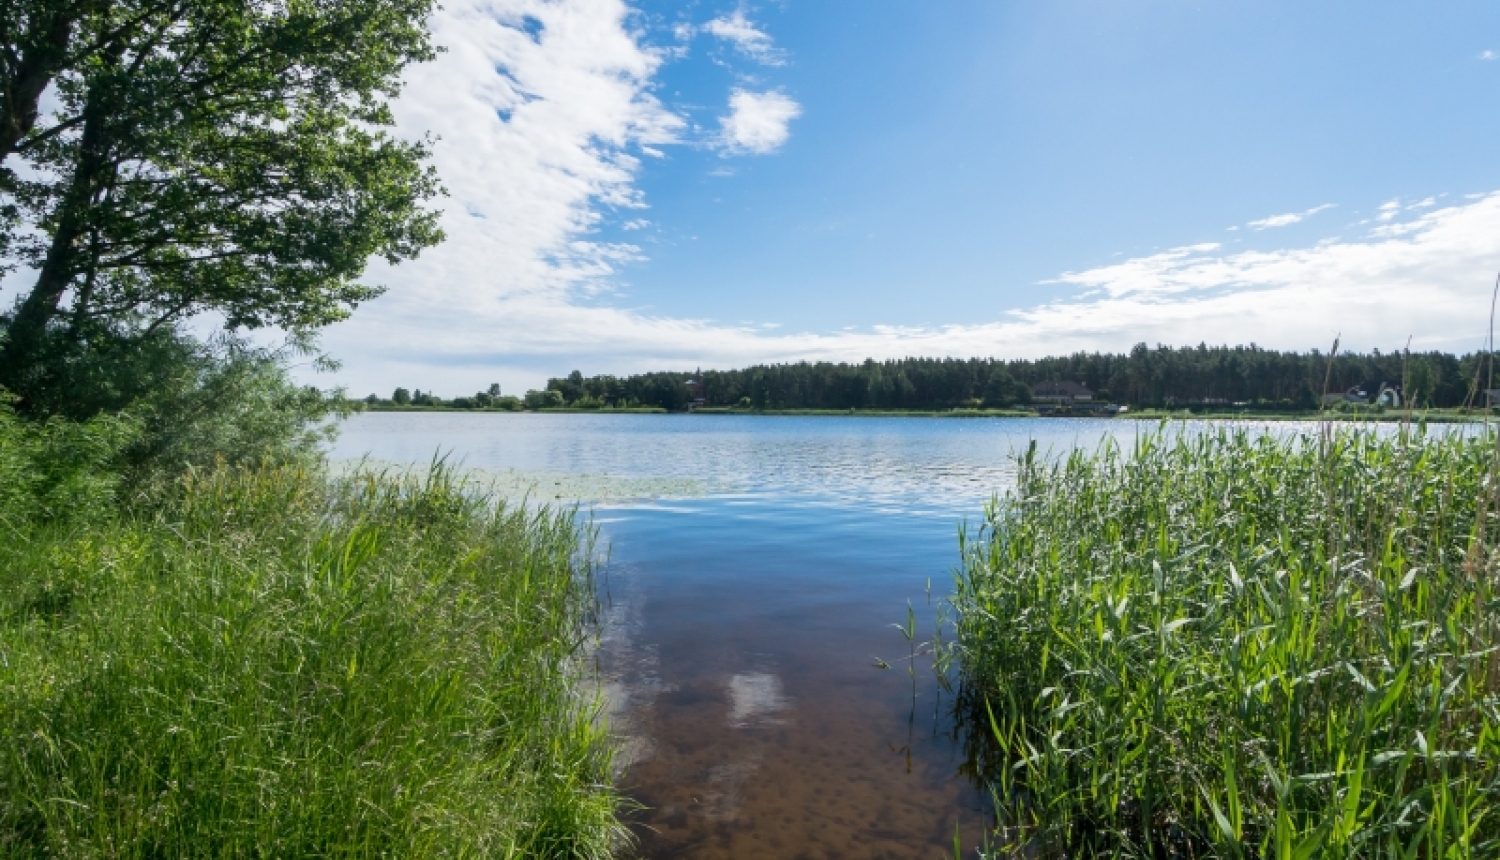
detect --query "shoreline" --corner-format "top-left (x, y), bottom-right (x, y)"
top-left (358, 404), bottom-right (1490, 422)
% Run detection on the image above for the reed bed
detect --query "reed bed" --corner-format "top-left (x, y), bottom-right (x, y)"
top-left (0, 463), bottom-right (625, 858)
top-left (950, 424), bottom-right (1500, 858)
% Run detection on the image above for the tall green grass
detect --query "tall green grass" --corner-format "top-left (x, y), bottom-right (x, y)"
top-left (0, 463), bottom-right (626, 857)
top-left (950, 425), bottom-right (1500, 858)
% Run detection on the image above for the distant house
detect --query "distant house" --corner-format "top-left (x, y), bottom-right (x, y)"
top-left (1320, 387), bottom-right (1368, 407)
top-left (1321, 381), bottom-right (1402, 408)
top-left (1032, 381), bottom-right (1094, 404)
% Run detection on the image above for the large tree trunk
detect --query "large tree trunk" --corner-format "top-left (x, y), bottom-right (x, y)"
top-left (1, 72), bottom-right (114, 400)
top-left (0, 4), bottom-right (78, 162)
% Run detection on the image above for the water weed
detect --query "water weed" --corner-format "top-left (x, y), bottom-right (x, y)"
top-left (0, 462), bottom-right (626, 858)
top-left (950, 424), bottom-right (1499, 858)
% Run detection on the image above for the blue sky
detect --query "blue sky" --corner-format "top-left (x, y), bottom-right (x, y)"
top-left (310, 0), bottom-right (1500, 395)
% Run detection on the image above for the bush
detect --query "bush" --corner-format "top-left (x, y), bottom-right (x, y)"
top-left (0, 322), bottom-right (345, 486)
top-left (0, 463), bottom-right (626, 857)
top-left (116, 335), bottom-right (348, 486)
top-left (0, 400), bottom-right (139, 527)
top-left (951, 425), bottom-right (1500, 858)
top-left (525, 389), bottom-right (564, 410)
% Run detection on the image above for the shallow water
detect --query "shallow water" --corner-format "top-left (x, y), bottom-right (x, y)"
top-left (330, 412), bottom-right (1334, 858)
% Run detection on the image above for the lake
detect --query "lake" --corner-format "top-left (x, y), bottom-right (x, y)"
top-left (329, 412), bottom-right (1315, 859)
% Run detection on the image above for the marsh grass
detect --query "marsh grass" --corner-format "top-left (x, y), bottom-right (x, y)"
top-left (0, 462), bottom-right (626, 857)
top-left (950, 424), bottom-right (1500, 858)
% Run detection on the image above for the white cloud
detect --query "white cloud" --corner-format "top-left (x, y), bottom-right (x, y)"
top-left (726, 672), bottom-right (788, 728)
top-left (315, 0), bottom-right (685, 391)
top-left (1246, 203), bottom-right (1335, 230)
top-left (1481, 49), bottom-right (1497, 60)
top-left (621, 218), bottom-right (651, 230)
top-left (253, 0), bottom-right (1498, 397)
top-left (1377, 199), bottom-right (1401, 221)
top-left (328, 183), bottom-right (1500, 395)
top-left (717, 89), bottom-right (800, 154)
top-left (704, 9), bottom-right (783, 65)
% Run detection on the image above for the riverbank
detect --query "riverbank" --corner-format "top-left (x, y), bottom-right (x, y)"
top-left (367, 403), bottom-right (1489, 421)
top-left (364, 404), bottom-right (668, 414)
top-left (1121, 406), bottom-right (1486, 423)
top-left (0, 453), bottom-right (625, 856)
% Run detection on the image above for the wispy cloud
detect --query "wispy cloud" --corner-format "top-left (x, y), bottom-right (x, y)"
top-left (1246, 203), bottom-right (1335, 230)
top-left (704, 9), bottom-right (783, 65)
top-left (292, 0), bottom-right (1497, 396)
top-left (718, 89), bottom-right (801, 154)
top-left (1481, 49), bottom-right (1497, 60)
top-left (327, 181), bottom-right (1500, 395)
top-left (313, 0), bottom-right (685, 388)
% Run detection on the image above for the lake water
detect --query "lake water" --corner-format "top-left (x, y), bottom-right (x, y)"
top-left (328, 412), bottom-right (1324, 859)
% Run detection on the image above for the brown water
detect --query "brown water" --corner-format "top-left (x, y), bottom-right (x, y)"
top-left (593, 499), bottom-right (992, 858)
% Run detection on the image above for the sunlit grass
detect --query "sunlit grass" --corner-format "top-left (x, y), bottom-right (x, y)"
top-left (950, 423), bottom-right (1500, 858)
top-left (0, 463), bottom-right (626, 858)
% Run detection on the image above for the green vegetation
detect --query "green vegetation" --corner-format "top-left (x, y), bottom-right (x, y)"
top-left (0, 411), bottom-right (624, 857)
top-left (1, 0), bottom-right (442, 413)
top-left (538, 345), bottom-right (1490, 412)
top-left (2, 4), bottom-right (627, 855)
top-left (1123, 407), bottom-right (1484, 424)
top-left (366, 385), bottom-right (525, 411)
top-left (691, 406), bottom-right (1035, 418)
top-left (949, 425), bottom-right (1499, 857)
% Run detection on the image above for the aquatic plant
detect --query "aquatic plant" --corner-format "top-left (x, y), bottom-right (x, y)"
top-left (950, 424), bottom-right (1499, 858)
top-left (0, 462), bottom-right (625, 858)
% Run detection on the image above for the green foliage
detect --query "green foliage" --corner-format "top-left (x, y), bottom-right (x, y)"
top-left (950, 426), bottom-right (1500, 857)
top-left (1, 0), bottom-right (443, 406)
top-left (117, 335), bottom-right (349, 483)
top-left (543, 346), bottom-right (1487, 411)
top-left (0, 399), bottom-right (138, 527)
top-left (392, 386), bottom-right (411, 405)
top-left (525, 389), bottom-right (565, 410)
top-left (0, 462), bottom-right (627, 857)
top-left (0, 322), bottom-right (346, 484)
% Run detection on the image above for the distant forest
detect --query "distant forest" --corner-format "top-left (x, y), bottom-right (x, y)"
top-left (542, 344), bottom-right (1492, 411)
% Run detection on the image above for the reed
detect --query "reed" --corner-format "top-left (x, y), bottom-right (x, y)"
top-left (949, 424), bottom-right (1500, 858)
top-left (0, 462), bottom-right (626, 858)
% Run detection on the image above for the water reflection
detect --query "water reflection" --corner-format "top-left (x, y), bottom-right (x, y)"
top-left (327, 414), bottom-right (1423, 858)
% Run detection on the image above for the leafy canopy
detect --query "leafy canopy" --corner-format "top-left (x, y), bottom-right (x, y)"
top-left (0, 0), bottom-right (443, 408)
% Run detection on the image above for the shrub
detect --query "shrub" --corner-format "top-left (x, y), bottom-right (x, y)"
top-left (525, 389), bottom-right (564, 410)
top-left (0, 399), bottom-right (138, 527)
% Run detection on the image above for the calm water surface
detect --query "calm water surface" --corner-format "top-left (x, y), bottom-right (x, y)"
top-left (329, 413), bottom-right (1306, 858)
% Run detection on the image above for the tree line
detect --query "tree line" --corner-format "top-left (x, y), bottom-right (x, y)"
top-left (538, 344), bottom-right (1491, 411)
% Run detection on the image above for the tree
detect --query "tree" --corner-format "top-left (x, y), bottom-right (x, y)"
top-left (524, 389), bottom-right (563, 410)
top-left (1, 0), bottom-right (443, 411)
top-left (1406, 357), bottom-right (1433, 408)
top-left (391, 387), bottom-right (410, 405)
top-left (983, 365), bottom-right (1022, 407)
